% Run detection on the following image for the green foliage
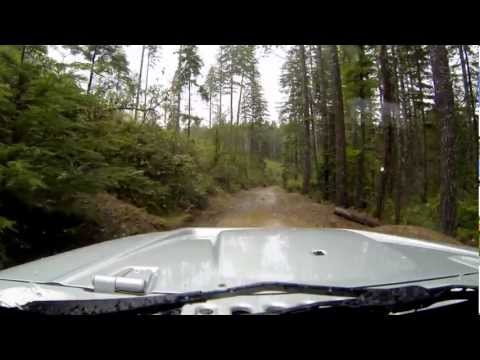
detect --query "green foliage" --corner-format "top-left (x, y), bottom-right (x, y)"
top-left (279, 44), bottom-right (477, 243)
top-left (264, 159), bottom-right (284, 185)
top-left (346, 146), bottom-right (361, 160)
top-left (285, 176), bottom-right (303, 193)
top-left (0, 45), bottom-right (244, 266)
top-left (395, 199), bottom-right (439, 230)
top-left (340, 45), bottom-right (377, 102)
top-left (456, 199), bottom-right (478, 243)
top-left (0, 216), bottom-right (15, 233)
top-left (176, 45), bottom-right (203, 87)
top-left (0, 44), bottom-right (279, 267)
top-left (210, 152), bottom-right (263, 192)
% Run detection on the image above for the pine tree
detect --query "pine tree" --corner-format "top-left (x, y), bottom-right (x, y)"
top-left (429, 45), bottom-right (457, 235)
top-left (298, 45), bottom-right (312, 194)
top-left (375, 45), bottom-right (395, 220)
top-left (134, 45), bottom-right (146, 121)
top-left (312, 45), bottom-right (334, 199)
top-left (199, 66), bottom-right (219, 128)
top-left (177, 46), bottom-right (203, 137)
top-left (64, 45), bottom-right (128, 95)
top-left (142, 45), bottom-right (161, 123)
top-left (329, 45), bottom-right (347, 206)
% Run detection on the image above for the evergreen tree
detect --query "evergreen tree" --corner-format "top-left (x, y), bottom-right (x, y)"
top-left (142, 45), bottom-right (161, 123)
top-left (64, 45), bottom-right (129, 95)
top-left (430, 45), bottom-right (457, 235)
top-left (329, 45), bottom-right (347, 206)
top-left (176, 45), bottom-right (203, 137)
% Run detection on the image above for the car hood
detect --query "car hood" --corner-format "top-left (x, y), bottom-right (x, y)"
top-left (0, 228), bottom-right (477, 295)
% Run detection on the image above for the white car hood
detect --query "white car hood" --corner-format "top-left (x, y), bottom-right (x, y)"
top-left (0, 228), bottom-right (477, 295)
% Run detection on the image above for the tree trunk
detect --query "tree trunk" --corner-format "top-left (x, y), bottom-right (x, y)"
top-left (465, 53), bottom-right (478, 182)
top-left (294, 123), bottom-right (299, 180)
top-left (236, 72), bottom-right (244, 126)
top-left (330, 45), bottom-right (347, 206)
top-left (233, 73), bottom-right (244, 154)
top-left (308, 46), bottom-right (320, 182)
top-left (175, 45), bottom-right (183, 133)
top-left (355, 45), bottom-right (367, 209)
top-left (176, 90), bottom-right (181, 133)
top-left (229, 70), bottom-right (235, 148)
top-left (357, 99), bottom-right (366, 209)
top-left (429, 45), bottom-right (457, 236)
top-left (214, 127), bottom-right (220, 165)
top-left (187, 79), bottom-right (191, 138)
top-left (334, 207), bottom-right (380, 227)
top-left (458, 46), bottom-right (473, 123)
top-left (230, 72), bottom-right (234, 127)
top-left (134, 45), bottom-right (146, 121)
top-left (219, 48), bottom-right (223, 124)
top-left (462, 46), bottom-right (478, 181)
top-left (391, 46), bottom-right (403, 224)
top-left (314, 46), bottom-right (332, 200)
top-left (311, 111), bottom-right (319, 183)
top-left (299, 45), bottom-right (311, 194)
top-left (374, 45), bottom-right (394, 220)
top-left (457, 45), bottom-right (474, 179)
top-left (414, 46), bottom-right (428, 203)
top-left (463, 46), bottom-right (476, 118)
top-left (164, 103), bottom-right (167, 125)
top-left (327, 112), bottom-right (336, 200)
top-left (142, 48), bottom-right (151, 123)
top-left (20, 45), bottom-right (27, 65)
top-left (249, 112), bottom-right (255, 160)
top-left (87, 46), bottom-right (98, 95)
top-left (389, 46), bottom-right (399, 202)
top-left (209, 92), bottom-right (212, 128)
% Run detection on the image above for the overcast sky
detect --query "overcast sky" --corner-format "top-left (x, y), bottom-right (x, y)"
top-left (51, 45), bottom-right (288, 123)
top-left (49, 45), bottom-right (479, 125)
top-left (125, 45), bottom-right (287, 123)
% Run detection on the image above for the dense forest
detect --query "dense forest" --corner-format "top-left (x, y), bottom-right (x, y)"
top-left (0, 45), bottom-right (477, 269)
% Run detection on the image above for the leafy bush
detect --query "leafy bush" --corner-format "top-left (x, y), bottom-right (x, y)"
top-left (0, 46), bottom-right (222, 265)
top-left (456, 199), bottom-right (478, 244)
top-left (285, 176), bottom-right (303, 193)
top-left (396, 199), bottom-right (439, 230)
top-left (264, 159), bottom-right (283, 185)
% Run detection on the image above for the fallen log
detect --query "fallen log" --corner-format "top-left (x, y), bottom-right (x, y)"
top-left (334, 207), bottom-right (380, 227)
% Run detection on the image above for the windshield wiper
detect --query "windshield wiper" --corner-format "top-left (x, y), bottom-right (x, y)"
top-left (260, 285), bottom-right (478, 316)
top-left (1, 282), bottom-right (364, 315)
top-left (1, 282), bottom-right (477, 316)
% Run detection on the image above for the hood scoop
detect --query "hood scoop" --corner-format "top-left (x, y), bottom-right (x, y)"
top-left (92, 266), bottom-right (158, 294)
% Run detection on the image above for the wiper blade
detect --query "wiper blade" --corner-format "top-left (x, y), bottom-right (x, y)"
top-left (4, 282), bottom-right (478, 315)
top-left (10, 282), bottom-right (364, 315)
top-left (260, 285), bottom-right (478, 315)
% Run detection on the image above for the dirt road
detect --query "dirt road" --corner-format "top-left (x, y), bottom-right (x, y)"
top-left (190, 186), bottom-right (462, 245)
top-left (191, 186), bottom-right (367, 229)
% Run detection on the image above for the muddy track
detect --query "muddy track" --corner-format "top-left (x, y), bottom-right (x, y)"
top-left (190, 186), bottom-right (368, 229)
top-left (189, 186), bottom-right (464, 245)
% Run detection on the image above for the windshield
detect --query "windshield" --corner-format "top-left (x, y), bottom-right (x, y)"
top-left (0, 45), bottom-right (478, 316)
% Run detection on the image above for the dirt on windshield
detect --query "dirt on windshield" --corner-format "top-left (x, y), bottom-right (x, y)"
top-left (189, 186), bottom-right (462, 245)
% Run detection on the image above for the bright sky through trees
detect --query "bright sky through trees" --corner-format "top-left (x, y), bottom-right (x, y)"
top-left (51, 45), bottom-right (286, 123)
